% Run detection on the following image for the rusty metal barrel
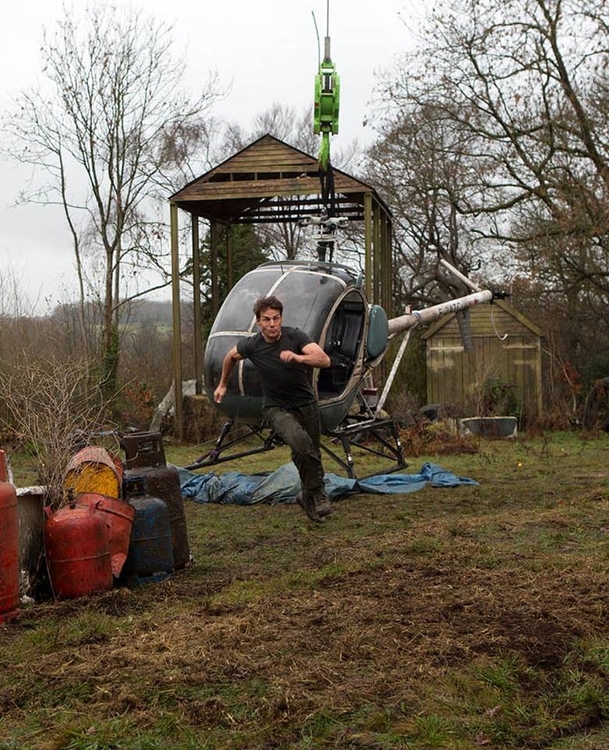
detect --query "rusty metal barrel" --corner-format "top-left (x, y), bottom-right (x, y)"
top-left (63, 446), bottom-right (123, 500)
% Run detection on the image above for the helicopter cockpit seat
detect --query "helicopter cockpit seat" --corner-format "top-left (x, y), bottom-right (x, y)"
top-left (317, 301), bottom-right (389, 400)
top-left (318, 302), bottom-right (365, 397)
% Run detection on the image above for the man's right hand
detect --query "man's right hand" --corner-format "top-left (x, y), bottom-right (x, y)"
top-left (214, 384), bottom-right (227, 403)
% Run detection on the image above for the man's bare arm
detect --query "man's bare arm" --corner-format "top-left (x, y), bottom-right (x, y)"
top-left (214, 347), bottom-right (244, 402)
top-left (279, 342), bottom-right (330, 369)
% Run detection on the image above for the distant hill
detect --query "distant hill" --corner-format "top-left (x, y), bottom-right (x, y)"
top-left (124, 300), bottom-right (174, 328)
top-left (46, 298), bottom-right (176, 329)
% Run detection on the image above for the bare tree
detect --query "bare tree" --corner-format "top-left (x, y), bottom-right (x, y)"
top-left (368, 0), bottom-right (609, 387)
top-left (0, 355), bottom-right (113, 508)
top-left (2, 3), bottom-right (221, 392)
top-left (377, 0), bottom-right (609, 270)
top-left (363, 103), bottom-right (494, 308)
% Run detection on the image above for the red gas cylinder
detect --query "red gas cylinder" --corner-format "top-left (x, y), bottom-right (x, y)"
top-left (45, 505), bottom-right (113, 599)
top-left (75, 493), bottom-right (135, 577)
top-left (0, 450), bottom-right (19, 622)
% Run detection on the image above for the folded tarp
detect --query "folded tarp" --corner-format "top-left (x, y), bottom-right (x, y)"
top-left (175, 462), bottom-right (478, 506)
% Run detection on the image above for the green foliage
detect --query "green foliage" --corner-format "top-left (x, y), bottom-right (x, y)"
top-left (580, 349), bottom-right (609, 389)
top-left (187, 224), bottom-right (271, 341)
top-left (482, 376), bottom-right (520, 417)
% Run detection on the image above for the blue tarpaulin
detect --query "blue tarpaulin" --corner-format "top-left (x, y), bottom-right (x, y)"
top-left (175, 462), bottom-right (478, 506)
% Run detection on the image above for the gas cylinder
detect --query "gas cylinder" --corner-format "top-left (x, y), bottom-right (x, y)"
top-left (63, 446), bottom-right (123, 499)
top-left (122, 476), bottom-right (174, 580)
top-left (122, 432), bottom-right (190, 568)
top-left (44, 505), bottom-right (113, 599)
top-left (75, 493), bottom-right (135, 577)
top-left (0, 450), bottom-right (19, 622)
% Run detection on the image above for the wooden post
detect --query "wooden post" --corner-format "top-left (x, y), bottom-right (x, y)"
top-left (170, 203), bottom-right (183, 440)
top-left (373, 200), bottom-right (381, 305)
top-left (364, 192), bottom-right (373, 301)
top-left (210, 220), bottom-right (219, 316)
top-left (192, 215), bottom-right (203, 396)
top-left (227, 224), bottom-right (234, 291)
top-left (383, 212), bottom-right (393, 317)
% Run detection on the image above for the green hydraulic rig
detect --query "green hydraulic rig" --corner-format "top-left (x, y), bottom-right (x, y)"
top-left (311, 15), bottom-right (343, 263)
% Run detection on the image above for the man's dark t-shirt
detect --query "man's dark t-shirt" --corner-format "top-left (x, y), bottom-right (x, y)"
top-left (237, 326), bottom-right (316, 409)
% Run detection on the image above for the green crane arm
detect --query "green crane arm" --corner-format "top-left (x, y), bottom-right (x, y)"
top-left (313, 43), bottom-right (340, 172)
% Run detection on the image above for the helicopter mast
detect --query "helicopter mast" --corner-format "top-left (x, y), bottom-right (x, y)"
top-left (311, 0), bottom-right (342, 262)
top-left (313, 1), bottom-right (340, 175)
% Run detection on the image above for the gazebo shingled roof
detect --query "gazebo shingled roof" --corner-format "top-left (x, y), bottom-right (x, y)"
top-left (170, 133), bottom-right (391, 223)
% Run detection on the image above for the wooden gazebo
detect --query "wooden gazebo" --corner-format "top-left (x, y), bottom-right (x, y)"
top-left (168, 134), bottom-right (393, 438)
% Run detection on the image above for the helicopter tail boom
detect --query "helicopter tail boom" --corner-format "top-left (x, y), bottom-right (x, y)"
top-left (387, 290), bottom-right (496, 337)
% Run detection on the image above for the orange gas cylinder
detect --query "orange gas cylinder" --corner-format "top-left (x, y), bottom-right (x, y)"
top-left (75, 493), bottom-right (135, 577)
top-left (0, 450), bottom-right (19, 622)
top-left (44, 505), bottom-right (113, 599)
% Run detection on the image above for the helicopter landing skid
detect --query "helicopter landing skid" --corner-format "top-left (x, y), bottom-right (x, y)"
top-left (184, 420), bottom-right (283, 470)
top-left (184, 415), bottom-right (407, 479)
top-left (323, 416), bottom-right (407, 479)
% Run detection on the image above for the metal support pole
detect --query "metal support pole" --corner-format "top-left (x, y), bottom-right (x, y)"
top-left (440, 258), bottom-right (482, 292)
top-left (376, 330), bottom-right (412, 415)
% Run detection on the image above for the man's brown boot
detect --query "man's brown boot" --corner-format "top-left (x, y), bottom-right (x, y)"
top-left (314, 495), bottom-right (334, 518)
top-left (296, 492), bottom-right (325, 523)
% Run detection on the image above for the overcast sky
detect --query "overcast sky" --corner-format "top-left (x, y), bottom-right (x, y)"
top-left (0, 0), bottom-right (416, 312)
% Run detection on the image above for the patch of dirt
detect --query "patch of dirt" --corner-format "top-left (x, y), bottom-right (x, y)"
top-left (398, 422), bottom-right (480, 456)
top-left (5, 548), bottom-right (609, 733)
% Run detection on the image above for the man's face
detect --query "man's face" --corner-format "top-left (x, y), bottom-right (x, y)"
top-left (258, 307), bottom-right (282, 341)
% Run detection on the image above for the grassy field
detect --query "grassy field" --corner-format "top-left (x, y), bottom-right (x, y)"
top-left (2, 429), bottom-right (609, 749)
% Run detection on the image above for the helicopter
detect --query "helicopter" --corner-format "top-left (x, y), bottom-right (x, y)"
top-left (184, 5), bottom-right (506, 477)
top-left (190, 252), bottom-right (504, 477)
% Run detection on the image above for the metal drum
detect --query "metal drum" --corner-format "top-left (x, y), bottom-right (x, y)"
top-left (63, 446), bottom-right (124, 500)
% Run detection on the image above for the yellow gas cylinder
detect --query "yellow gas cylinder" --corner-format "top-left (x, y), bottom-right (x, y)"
top-left (63, 446), bottom-right (123, 499)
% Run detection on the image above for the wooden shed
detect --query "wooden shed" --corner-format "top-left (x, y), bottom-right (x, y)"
top-left (420, 300), bottom-right (544, 420)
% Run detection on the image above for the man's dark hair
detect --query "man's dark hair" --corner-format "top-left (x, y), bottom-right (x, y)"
top-left (254, 295), bottom-right (283, 320)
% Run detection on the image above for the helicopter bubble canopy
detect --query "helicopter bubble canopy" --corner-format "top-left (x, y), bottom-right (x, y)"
top-left (203, 259), bottom-right (381, 431)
